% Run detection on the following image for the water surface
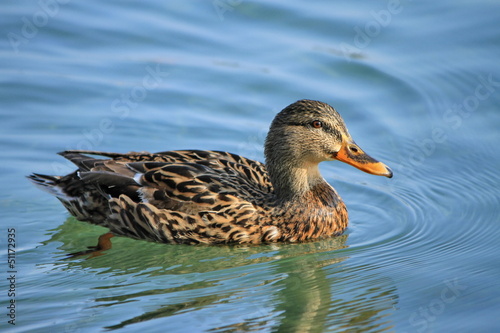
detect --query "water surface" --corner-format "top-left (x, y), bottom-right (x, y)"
top-left (1, 1), bottom-right (499, 332)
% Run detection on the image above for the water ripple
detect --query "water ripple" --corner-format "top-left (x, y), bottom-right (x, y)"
top-left (343, 133), bottom-right (500, 272)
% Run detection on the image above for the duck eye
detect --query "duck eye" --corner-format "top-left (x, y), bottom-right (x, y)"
top-left (311, 120), bottom-right (323, 129)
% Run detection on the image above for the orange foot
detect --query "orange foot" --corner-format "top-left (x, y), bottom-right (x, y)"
top-left (67, 233), bottom-right (115, 258)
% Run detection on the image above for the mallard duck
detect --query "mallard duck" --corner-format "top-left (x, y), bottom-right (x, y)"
top-left (29, 99), bottom-right (392, 245)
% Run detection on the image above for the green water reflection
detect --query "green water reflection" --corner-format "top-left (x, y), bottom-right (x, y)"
top-left (41, 218), bottom-right (398, 332)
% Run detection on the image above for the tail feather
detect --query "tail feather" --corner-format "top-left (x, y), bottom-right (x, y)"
top-left (28, 151), bottom-right (137, 227)
top-left (27, 173), bottom-right (75, 200)
top-left (59, 150), bottom-right (126, 158)
top-left (58, 151), bottom-right (106, 171)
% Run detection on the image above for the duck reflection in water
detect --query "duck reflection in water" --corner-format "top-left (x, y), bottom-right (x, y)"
top-left (45, 222), bottom-right (398, 332)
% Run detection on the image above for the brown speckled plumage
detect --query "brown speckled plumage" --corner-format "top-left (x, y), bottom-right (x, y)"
top-left (29, 100), bottom-right (392, 244)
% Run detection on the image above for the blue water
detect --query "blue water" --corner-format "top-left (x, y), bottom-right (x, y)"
top-left (1, 1), bottom-right (500, 332)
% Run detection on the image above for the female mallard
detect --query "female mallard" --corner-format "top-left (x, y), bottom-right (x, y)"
top-left (29, 100), bottom-right (392, 245)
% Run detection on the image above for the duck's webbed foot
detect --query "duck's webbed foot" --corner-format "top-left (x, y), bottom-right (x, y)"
top-left (67, 232), bottom-right (115, 258)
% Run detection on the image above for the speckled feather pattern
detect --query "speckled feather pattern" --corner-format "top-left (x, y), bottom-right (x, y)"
top-left (30, 149), bottom-right (346, 244)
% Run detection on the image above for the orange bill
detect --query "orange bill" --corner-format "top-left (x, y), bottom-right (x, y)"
top-left (334, 142), bottom-right (393, 178)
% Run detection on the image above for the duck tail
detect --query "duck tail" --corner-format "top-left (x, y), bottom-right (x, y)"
top-left (27, 173), bottom-right (74, 200)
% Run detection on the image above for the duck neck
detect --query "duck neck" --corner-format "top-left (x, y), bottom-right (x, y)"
top-left (267, 160), bottom-right (336, 205)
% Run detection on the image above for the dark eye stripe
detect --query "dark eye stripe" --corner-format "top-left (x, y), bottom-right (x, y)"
top-left (287, 121), bottom-right (308, 127)
top-left (286, 121), bottom-right (340, 139)
top-left (287, 121), bottom-right (324, 128)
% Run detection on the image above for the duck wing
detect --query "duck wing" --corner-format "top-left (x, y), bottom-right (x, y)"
top-left (36, 150), bottom-right (277, 244)
top-left (62, 149), bottom-right (274, 208)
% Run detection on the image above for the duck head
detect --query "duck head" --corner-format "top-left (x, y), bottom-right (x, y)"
top-left (264, 99), bottom-right (392, 199)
